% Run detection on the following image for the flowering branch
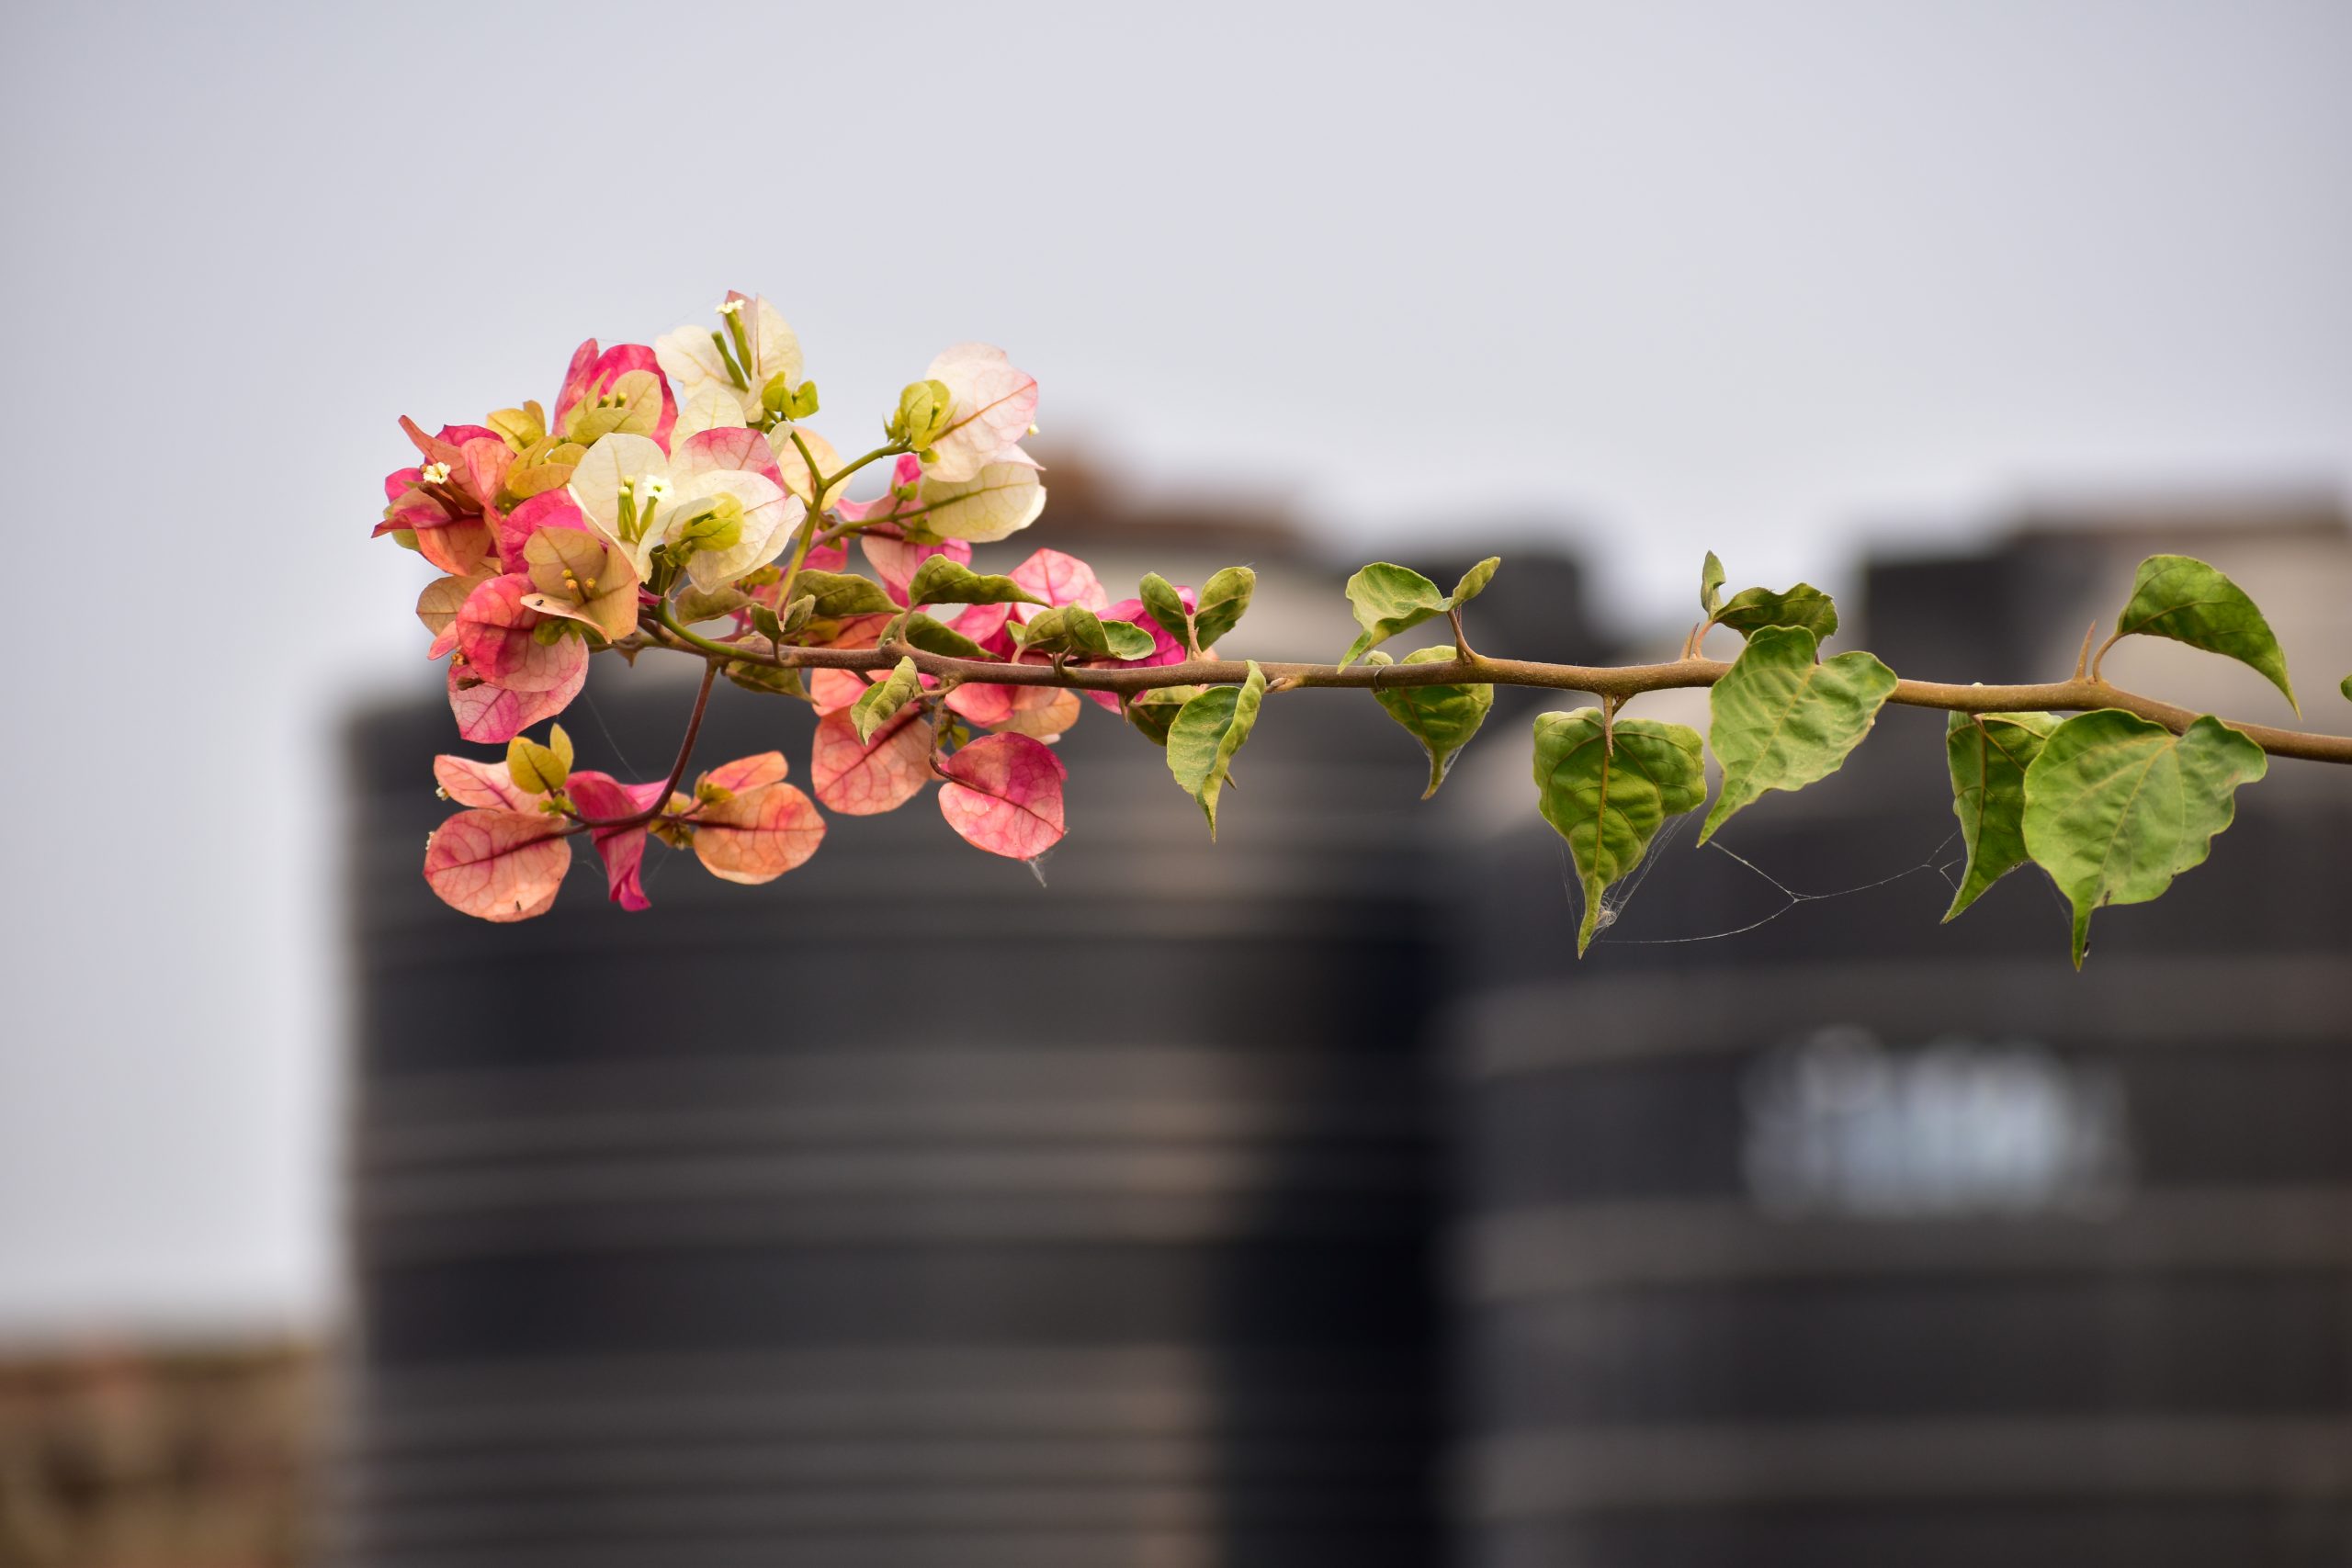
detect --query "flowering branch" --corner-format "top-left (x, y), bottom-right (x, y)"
top-left (389, 288), bottom-right (2350, 963)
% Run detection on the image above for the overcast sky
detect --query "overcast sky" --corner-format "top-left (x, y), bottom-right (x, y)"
top-left (1, 0), bottom-right (2346, 1339)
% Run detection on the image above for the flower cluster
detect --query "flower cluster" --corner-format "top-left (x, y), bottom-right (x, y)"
top-left (382, 291), bottom-right (1227, 920)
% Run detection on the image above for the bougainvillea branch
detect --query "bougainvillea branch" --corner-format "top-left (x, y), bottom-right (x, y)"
top-left (384, 290), bottom-right (2351, 960)
top-left (615, 631), bottom-right (2352, 767)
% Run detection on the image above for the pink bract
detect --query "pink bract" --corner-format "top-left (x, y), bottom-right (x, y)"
top-left (936, 733), bottom-right (1068, 860)
top-left (423, 809), bottom-right (570, 921)
top-left (810, 708), bottom-right (933, 815)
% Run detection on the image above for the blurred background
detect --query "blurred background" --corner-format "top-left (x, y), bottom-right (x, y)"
top-left (2, 2), bottom-right (2348, 1564)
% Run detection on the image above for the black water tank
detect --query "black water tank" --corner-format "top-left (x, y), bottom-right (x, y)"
top-left (1446, 608), bottom-right (2352, 1563)
top-left (340, 664), bottom-right (1446, 1568)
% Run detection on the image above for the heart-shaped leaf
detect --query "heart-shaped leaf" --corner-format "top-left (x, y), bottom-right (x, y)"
top-left (1713, 583), bottom-right (1838, 643)
top-left (1702, 626), bottom-right (1897, 841)
top-left (1339, 563), bottom-right (1448, 668)
top-left (1532, 709), bottom-right (1708, 955)
top-left (1941, 711), bottom-right (2060, 920)
top-left (2023, 710), bottom-right (2267, 968)
top-left (1368, 646), bottom-right (1493, 798)
top-left (2109, 554), bottom-right (2297, 713)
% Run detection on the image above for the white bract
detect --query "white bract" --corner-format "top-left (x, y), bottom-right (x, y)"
top-left (569, 433), bottom-right (803, 592)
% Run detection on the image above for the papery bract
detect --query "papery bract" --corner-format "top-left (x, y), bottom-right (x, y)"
top-left (423, 809), bottom-right (571, 921)
top-left (448, 638), bottom-right (588, 743)
top-left (567, 771), bottom-right (671, 911)
top-left (1011, 548), bottom-right (1108, 616)
top-left (690, 751), bottom-right (824, 884)
top-left (936, 733), bottom-right (1068, 860)
top-left (496, 488), bottom-right (589, 574)
top-left (433, 755), bottom-right (540, 811)
top-left (417, 573), bottom-right (490, 658)
top-left (703, 752), bottom-right (792, 795)
top-left (656, 293), bottom-right (803, 427)
top-left (455, 575), bottom-right (578, 691)
top-left (767, 425), bottom-right (845, 513)
top-left (569, 432), bottom-right (804, 590)
top-left (555, 341), bottom-right (678, 449)
top-left (810, 707), bottom-right (933, 815)
top-left (923, 344), bottom-right (1038, 483)
top-left (521, 526), bottom-right (640, 642)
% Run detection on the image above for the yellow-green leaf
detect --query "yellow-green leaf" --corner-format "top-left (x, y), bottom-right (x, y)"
top-left (1339, 563), bottom-right (1448, 668)
top-left (1532, 710), bottom-right (1708, 956)
top-left (2110, 554), bottom-right (2297, 713)
top-left (791, 570), bottom-right (899, 618)
top-left (1192, 567), bottom-right (1256, 648)
top-left (905, 556), bottom-right (1043, 607)
top-left (1166, 662), bottom-right (1266, 837)
top-left (1368, 646), bottom-right (1493, 798)
top-left (2022, 710), bottom-right (2267, 968)
top-left (851, 657), bottom-right (923, 743)
top-left (1713, 582), bottom-right (1838, 643)
top-left (1702, 626), bottom-right (1897, 842)
top-left (1941, 711), bottom-right (2060, 920)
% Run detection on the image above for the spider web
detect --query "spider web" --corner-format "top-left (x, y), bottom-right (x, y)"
top-left (1567, 822), bottom-right (1964, 947)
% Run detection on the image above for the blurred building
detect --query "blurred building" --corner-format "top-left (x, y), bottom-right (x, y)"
top-left (0, 1343), bottom-right (317, 1568)
top-left (1446, 499), bottom-right (2352, 1568)
top-left (335, 482), bottom-right (1600, 1568)
top-left (337, 489), bottom-right (2351, 1568)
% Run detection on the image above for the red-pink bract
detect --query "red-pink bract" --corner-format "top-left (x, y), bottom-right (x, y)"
top-left (936, 733), bottom-right (1068, 860)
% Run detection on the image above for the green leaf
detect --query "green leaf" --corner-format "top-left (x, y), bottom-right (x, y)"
top-left (850, 657), bottom-right (923, 743)
top-left (1451, 556), bottom-right (1501, 608)
top-left (1532, 709), bottom-right (1708, 956)
top-left (904, 556), bottom-right (1044, 607)
top-left (1015, 604), bottom-right (1155, 659)
top-left (1368, 646), bottom-right (1493, 798)
top-left (1700, 551), bottom-right (1726, 617)
top-left (1713, 582), bottom-right (1839, 643)
top-left (1126, 685), bottom-right (1204, 747)
top-left (1166, 661), bottom-right (1267, 837)
top-left (1098, 618), bottom-right (1158, 659)
top-left (1941, 711), bottom-right (2060, 920)
top-left (2341, 673), bottom-right (2351, 703)
top-left (1339, 563), bottom-right (1449, 668)
top-left (674, 583), bottom-right (751, 623)
top-left (2022, 710), bottom-right (2267, 968)
top-left (2110, 554), bottom-right (2297, 713)
top-left (1137, 573), bottom-right (1193, 645)
top-left (1192, 567), bottom-right (1256, 648)
top-left (1702, 626), bottom-right (1898, 842)
top-left (899, 612), bottom-right (993, 660)
top-left (790, 570), bottom-right (899, 618)
top-left (724, 660), bottom-right (804, 697)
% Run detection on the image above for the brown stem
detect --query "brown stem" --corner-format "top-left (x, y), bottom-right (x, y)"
top-left (605, 634), bottom-right (2352, 766)
top-left (568, 659), bottom-right (720, 830)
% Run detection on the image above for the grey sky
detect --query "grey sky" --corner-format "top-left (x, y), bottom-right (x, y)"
top-left (1, 0), bottom-right (2346, 1337)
